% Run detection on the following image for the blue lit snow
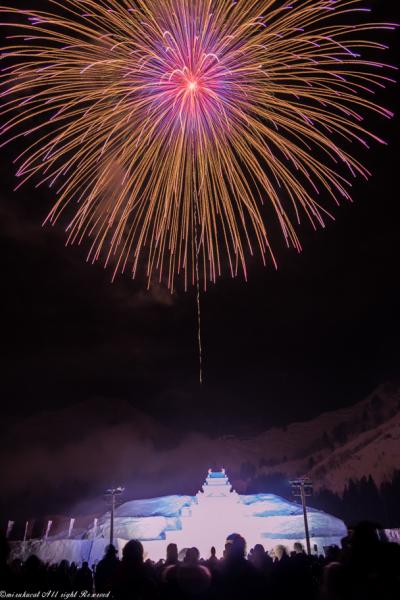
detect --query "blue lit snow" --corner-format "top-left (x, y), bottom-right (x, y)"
top-left (10, 471), bottom-right (347, 564)
top-left (94, 473), bottom-right (347, 558)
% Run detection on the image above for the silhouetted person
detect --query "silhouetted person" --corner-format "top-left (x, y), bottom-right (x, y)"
top-left (20, 555), bottom-right (48, 592)
top-left (53, 559), bottom-right (73, 591)
top-left (206, 546), bottom-right (219, 572)
top-left (165, 542), bottom-right (179, 567)
top-left (323, 545), bottom-right (339, 565)
top-left (320, 561), bottom-right (349, 600)
top-left (112, 539), bottom-right (158, 599)
top-left (270, 544), bottom-right (297, 600)
top-left (95, 544), bottom-right (119, 592)
top-left (339, 521), bottom-right (400, 600)
top-left (75, 561), bottom-right (93, 592)
top-left (217, 533), bottom-right (263, 599)
top-left (274, 544), bottom-right (289, 563)
top-left (249, 543), bottom-right (273, 574)
top-left (0, 535), bottom-right (14, 591)
top-left (174, 547), bottom-right (211, 598)
top-left (9, 558), bottom-right (23, 586)
top-left (162, 543), bottom-right (181, 597)
top-left (290, 542), bottom-right (314, 598)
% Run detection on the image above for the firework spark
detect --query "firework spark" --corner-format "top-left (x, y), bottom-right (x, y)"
top-left (0, 0), bottom-right (396, 289)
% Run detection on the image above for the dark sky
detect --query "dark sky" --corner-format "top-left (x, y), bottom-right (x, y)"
top-left (1, 0), bottom-right (399, 439)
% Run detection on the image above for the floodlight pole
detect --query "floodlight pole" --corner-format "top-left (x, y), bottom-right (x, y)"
top-left (105, 487), bottom-right (124, 547)
top-left (300, 482), bottom-right (311, 556)
top-left (110, 494), bottom-right (115, 547)
top-left (290, 477), bottom-right (312, 555)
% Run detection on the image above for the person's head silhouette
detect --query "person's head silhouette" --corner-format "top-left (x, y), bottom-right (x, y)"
top-left (122, 540), bottom-right (144, 566)
top-left (225, 533), bottom-right (246, 560)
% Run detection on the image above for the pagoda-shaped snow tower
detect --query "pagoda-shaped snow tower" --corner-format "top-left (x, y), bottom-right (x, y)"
top-left (165, 469), bottom-right (244, 556)
top-left (196, 468), bottom-right (239, 501)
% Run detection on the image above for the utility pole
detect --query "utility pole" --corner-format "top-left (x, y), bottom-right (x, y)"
top-left (290, 477), bottom-right (313, 555)
top-left (105, 487), bottom-right (124, 547)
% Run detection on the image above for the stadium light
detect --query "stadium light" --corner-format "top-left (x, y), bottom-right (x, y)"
top-left (290, 477), bottom-right (313, 555)
top-left (104, 486), bottom-right (125, 547)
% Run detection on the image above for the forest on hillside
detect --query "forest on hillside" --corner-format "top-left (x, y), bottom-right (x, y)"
top-left (246, 470), bottom-right (400, 529)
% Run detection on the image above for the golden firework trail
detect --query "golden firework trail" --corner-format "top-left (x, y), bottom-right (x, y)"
top-left (0, 0), bottom-right (396, 293)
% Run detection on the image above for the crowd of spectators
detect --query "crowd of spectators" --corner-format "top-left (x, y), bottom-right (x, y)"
top-left (1, 522), bottom-right (399, 599)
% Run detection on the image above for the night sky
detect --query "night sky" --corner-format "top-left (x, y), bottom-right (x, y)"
top-left (0, 1), bottom-right (399, 517)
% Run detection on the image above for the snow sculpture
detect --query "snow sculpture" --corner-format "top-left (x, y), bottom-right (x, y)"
top-left (10, 469), bottom-right (347, 564)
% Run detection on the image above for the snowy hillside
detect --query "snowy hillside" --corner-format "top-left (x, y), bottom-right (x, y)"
top-left (224, 383), bottom-right (400, 492)
top-left (309, 411), bottom-right (400, 492)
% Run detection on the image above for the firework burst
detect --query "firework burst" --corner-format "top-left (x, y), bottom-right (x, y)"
top-left (0, 0), bottom-right (396, 289)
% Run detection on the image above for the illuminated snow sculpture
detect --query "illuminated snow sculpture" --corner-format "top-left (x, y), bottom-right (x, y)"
top-left (93, 469), bottom-right (347, 560)
top-left (10, 469), bottom-right (347, 564)
top-left (167, 469), bottom-right (244, 556)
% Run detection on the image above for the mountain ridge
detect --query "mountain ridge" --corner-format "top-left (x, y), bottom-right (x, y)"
top-left (228, 382), bottom-right (400, 493)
